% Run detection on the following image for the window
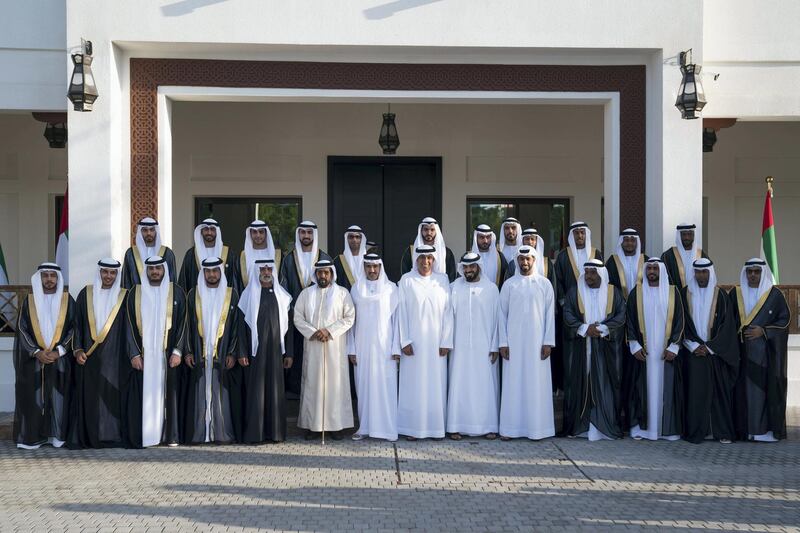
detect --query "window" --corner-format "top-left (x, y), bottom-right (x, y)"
top-left (466, 197), bottom-right (570, 260)
top-left (195, 197), bottom-right (302, 253)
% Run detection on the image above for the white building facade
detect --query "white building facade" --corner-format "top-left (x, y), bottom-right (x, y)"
top-left (0, 0), bottom-right (798, 408)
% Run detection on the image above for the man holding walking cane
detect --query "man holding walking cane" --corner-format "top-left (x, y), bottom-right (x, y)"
top-left (294, 259), bottom-right (356, 441)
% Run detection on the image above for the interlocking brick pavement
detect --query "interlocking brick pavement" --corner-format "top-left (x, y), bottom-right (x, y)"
top-left (0, 410), bottom-right (798, 532)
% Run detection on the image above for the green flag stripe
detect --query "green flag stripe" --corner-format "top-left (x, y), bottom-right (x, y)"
top-left (762, 225), bottom-right (779, 284)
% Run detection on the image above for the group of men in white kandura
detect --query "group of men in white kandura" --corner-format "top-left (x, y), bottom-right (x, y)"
top-left (12, 214), bottom-right (791, 449)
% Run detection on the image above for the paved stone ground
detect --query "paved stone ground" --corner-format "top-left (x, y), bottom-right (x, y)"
top-left (0, 410), bottom-right (798, 532)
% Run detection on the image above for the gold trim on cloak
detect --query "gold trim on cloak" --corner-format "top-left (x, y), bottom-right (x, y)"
top-left (133, 245), bottom-right (167, 278)
top-left (85, 287), bottom-right (128, 356)
top-left (239, 248), bottom-right (281, 287)
top-left (611, 254), bottom-right (644, 297)
top-left (27, 292), bottom-right (70, 351)
top-left (195, 287), bottom-right (233, 361)
top-left (567, 246), bottom-right (598, 282)
top-left (577, 285), bottom-right (615, 317)
top-left (638, 285), bottom-right (678, 348)
top-left (134, 283), bottom-right (174, 351)
top-left (672, 246), bottom-right (702, 287)
top-left (339, 254), bottom-right (356, 286)
top-left (735, 285), bottom-right (773, 332)
top-left (195, 245), bottom-right (230, 268)
top-left (293, 248), bottom-right (319, 289)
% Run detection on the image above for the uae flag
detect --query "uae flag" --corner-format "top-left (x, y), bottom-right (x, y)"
top-left (56, 188), bottom-right (69, 284)
top-left (761, 182), bottom-right (779, 283)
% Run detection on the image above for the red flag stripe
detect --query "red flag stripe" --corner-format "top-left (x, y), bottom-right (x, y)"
top-left (762, 190), bottom-right (774, 233)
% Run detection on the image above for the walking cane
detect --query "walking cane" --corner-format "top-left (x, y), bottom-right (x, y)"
top-left (322, 338), bottom-right (327, 445)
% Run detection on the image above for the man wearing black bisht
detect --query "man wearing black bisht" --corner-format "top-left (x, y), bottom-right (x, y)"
top-left (660, 223), bottom-right (709, 288)
top-left (730, 258), bottom-right (790, 442)
top-left (238, 258), bottom-right (294, 443)
top-left (279, 221), bottom-right (330, 396)
top-left (123, 256), bottom-right (187, 448)
top-left (68, 259), bottom-right (128, 449)
top-left (121, 217), bottom-right (177, 288)
top-left (333, 225), bottom-right (367, 291)
top-left (14, 263), bottom-right (75, 449)
top-left (679, 258), bottom-right (739, 444)
top-left (626, 258), bottom-right (685, 441)
top-left (553, 222), bottom-right (603, 397)
top-left (184, 257), bottom-right (241, 444)
top-left (178, 218), bottom-right (235, 293)
top-left (561, 260), bottom-right (626, 440)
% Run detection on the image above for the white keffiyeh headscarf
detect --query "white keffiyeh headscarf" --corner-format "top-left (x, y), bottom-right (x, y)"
top-left (30, 263), bottom-right (65, 348)
top-left (92, 259), bottom-right (122, 333)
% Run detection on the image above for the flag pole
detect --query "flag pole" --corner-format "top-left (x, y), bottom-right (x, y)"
top-left (762, 175), bottom-right (779, 283)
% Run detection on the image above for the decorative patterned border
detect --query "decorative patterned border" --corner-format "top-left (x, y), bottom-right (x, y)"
top-left (130, 59), bottom-right (646, 239)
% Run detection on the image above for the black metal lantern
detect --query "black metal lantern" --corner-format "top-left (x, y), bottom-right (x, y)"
top-left (43, 123), bottom-right (68, 148)
top-left (702, 128), bottom-right (717, 152)
top-left (67, 40), bottom-right (98, 112)
top-left (378, 105), bottom-right (399, 154)
top-left (675, 49), bottom-right (706, 119)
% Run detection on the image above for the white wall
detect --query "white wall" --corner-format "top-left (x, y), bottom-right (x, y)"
top-left (704, 121), bottom-right (800, 284)
top-left (171, 101), bottom-right (605, 257)
top-left (0, 113), bottom-right (67, 283)
top-left (0, 1), bottom-right (67, 112)
top-left (703, 0), bottom-right (800, 118)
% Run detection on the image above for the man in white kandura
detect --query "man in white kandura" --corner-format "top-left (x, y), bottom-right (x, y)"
top-left (498, 245), bottom-right (556, 440)
top-left (447, 252), bottom-right (500, 440)
top-left (294, 259), bottom-right (356, 440)
top-left (397, 244), bottom-right (454, 440)
top-left (347, 253), bottom-right (401, 441)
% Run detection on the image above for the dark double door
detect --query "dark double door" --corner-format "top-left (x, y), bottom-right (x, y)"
top-left (328, 157), bottom-right (442, 281)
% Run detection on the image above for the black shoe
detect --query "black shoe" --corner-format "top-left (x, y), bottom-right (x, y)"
top-left (331, 431), bottom-right (344, 441)
top-left (304, 430), bottom-right (319, 441)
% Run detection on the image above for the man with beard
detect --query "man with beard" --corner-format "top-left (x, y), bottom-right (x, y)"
top-left (279, 221), bottom-right (331, 396)
top-left (470, 224), bottom-right (509, 287)
top-left (233, 220), bottom-right (281, 294)
top-left (660, 223), bottom-right (709, 288)
top-left (680, 258), bottom-right (739, 444)
top-left (184, 257), bottom-right (241, 444)
top-left (447, 252), bottom-right (500, 440)
top-left (498, 246), bottom-right (556, 441)
top-left (333, 225), bottom-right (368, 291)
top-left (498, 217), bottom-right (522, 264)
top-left (400, 217), bottom-right (457, 282)
top-left (178, 218), bottom-right (235, 293)
top-left (731, 258), bottom-right (790, 442)
top-left (606, 228), bottom-right (648, 300)
top-left (122, 217), bottom-right (177, 288)
top-left (626, 258), bottom-right (685, 441)
top-left (520, 228), bottom-right (556, 289)
top-left (397, 245), bottom-right (453, 440)
top-left (554, 222), bottom-right (603, 398)
top-left (13, 263), bottom-right (75, 449)
top-left (347, 254), bottom-right (401, 441)
top-left (238, 259), bottom-right (294, 443)
top-left (124, 256), bottom-right (187, 448)
top-left (68, 259), bottom-right (127, 449)
top-left (605, 228), bottom-right (648, 429)
top-left (561, 259), bottom-right (626, 440)
top-left (294, 260), bottom-right (356, 440)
